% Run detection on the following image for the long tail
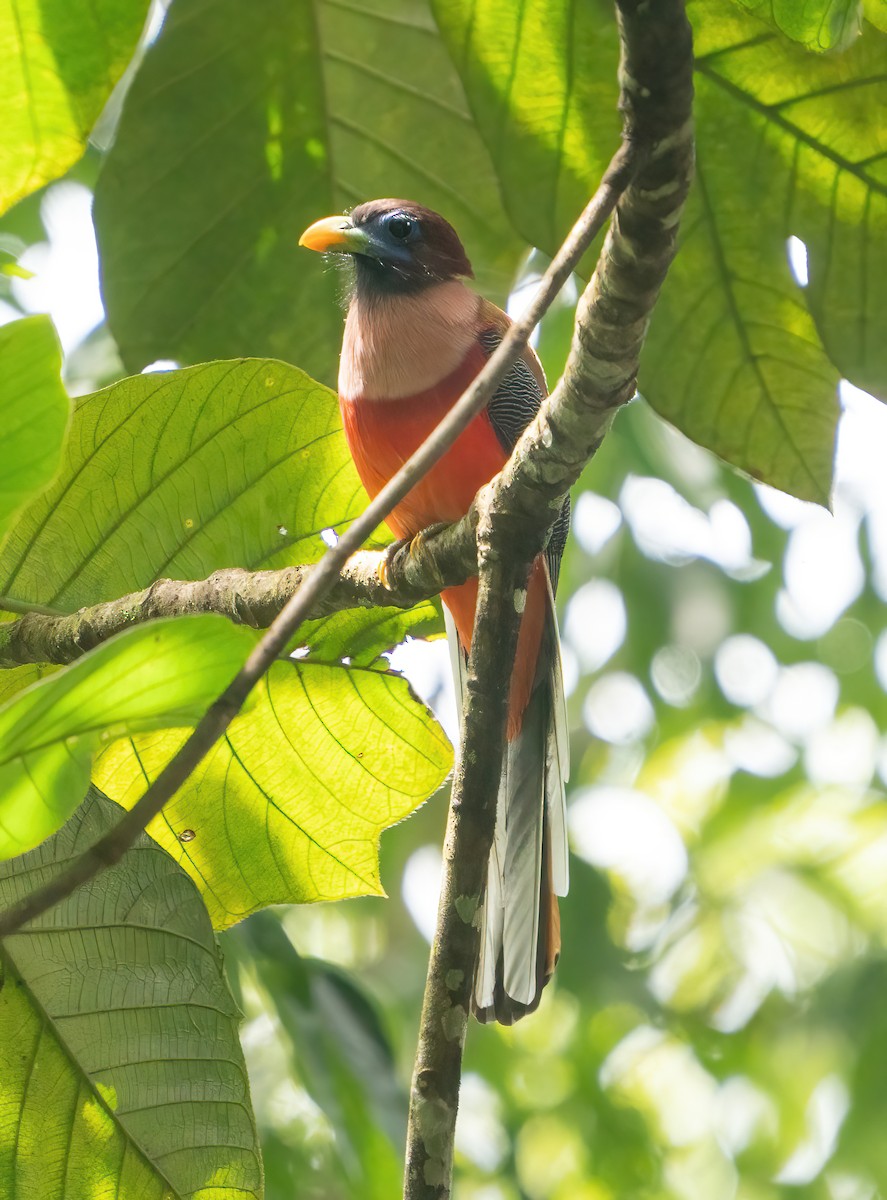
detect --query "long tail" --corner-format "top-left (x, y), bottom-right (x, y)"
top-left (443, 568), bottom-right (570, 1025)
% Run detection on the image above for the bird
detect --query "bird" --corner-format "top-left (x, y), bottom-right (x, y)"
top-left (300, 199), bottom-right (569, 1023)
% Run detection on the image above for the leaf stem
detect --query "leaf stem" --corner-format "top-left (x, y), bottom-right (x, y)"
top-left (0, 595), bottom-right (64, 618)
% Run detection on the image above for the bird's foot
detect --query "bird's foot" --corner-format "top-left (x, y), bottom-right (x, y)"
top-left (377, 523), bottom-right (449, 590)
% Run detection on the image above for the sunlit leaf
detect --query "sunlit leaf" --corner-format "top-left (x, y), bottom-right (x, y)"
top-left (0, 316), bottom-right (69, 545)
top-left (0, 661), bottom-right (52, 706)
top-left (431, 0), bottom-right (621, 254)
top-left (0, 786), bottom-right (261, 1199)
top-left (732, 0), bottom-right (863, 50)
top-left (297, 601), bottom-right (443, 666)
top-left (0, 359), bottom-right (360, 613)
top-left (0, 0), bottom-right (150, 212)
top-left (865, 0), bottom-right (887, 29)
top-left (432, 0), bottom-right (887, 500)
top-left (94, 656), bottom-right (452, 927)
top-left (0, 355), bottom-right (447, 910)
top-left (0, 614), bottom-right (254, 858)
top-left (691, 4), bottom-right (887, 406)
top-left (94, 0), bottom-right (523, 380)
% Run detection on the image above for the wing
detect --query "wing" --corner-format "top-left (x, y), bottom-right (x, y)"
top-left (477, 303), bottom-right (570, 592)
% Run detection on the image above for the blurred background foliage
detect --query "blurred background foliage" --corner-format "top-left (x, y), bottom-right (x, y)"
top-left (1, 0), bottom-right (886, 1198)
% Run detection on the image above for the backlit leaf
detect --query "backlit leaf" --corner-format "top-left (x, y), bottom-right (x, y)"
top-left (433, 0), bottom-right (887, 500)
top-left (94, 656), bottom-right (452, 927)
top-left (0, 614), bottom-right (254, 858)
top-left (0, 356), bottom-right (446, 906)
top-left (0, 0), bottom-right (150, 212)
top-left (94, 0), bottom-right (523, 380)
top-left (0, 316), bottom-right (69, 545)
top-left (0, 359), bottom-right (361, 614)
top-left (732, 0), bottom-right (863, 50)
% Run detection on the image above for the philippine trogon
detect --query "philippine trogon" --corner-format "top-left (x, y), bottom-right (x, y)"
top-left (300, 199), bottom-right (570, 1024)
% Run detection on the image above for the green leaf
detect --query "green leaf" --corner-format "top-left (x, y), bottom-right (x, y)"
top-left (0, 786), bottom-right (261, 1199)
top-left (0, 660), bottom-right (53, 706)
top-left (0, 355), bottom-right (433, 668)
top-left (0, 356), bottom-right (448, 916)
top-left (692, 5), bottom-right (887, 405)
top-left (296, 599), bottom-right (444, 666)
top-left (94, 0), bottom-right (523, 380)
top-left (731, 0), bottom-right (863, 51)
top-left (0, 261), bottom-right (33, 279)
top-left (431, 0), bottom-right (622, 256)
top-left (0, 316), bottom-right (70, 545)
top-left (94, 656), bottom-right (452, 927)
top-left (432, 0), bottom-right (887, 500)
top-left (865, 0), bottom-right (887, 29)
top-left (0, 614), bottom-right (255, 859)
top-left (0, 359), bottom-right (364, 614)
top-left (0, 0), bottom-right (150, 213)
top-left (640, 85), bottom-right (840, 504)
top-left (231, 913), bottom-right (405, 1198)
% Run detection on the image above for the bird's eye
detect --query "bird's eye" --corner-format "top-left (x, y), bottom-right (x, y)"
top-left (387, 215), bottom-right (414, 241)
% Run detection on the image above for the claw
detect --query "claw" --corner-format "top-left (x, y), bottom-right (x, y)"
top-left (378, 536), bottom-right (411, 590)
top-left (377, 523), bottom-right (449, 591)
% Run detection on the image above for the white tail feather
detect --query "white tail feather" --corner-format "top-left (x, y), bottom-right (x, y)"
top-left (543, 571), bottom-right (570, 897)
top-left (445, 569), bottom-right (570, 1019)
top-left (501, 692), bottom-right (546, 1003)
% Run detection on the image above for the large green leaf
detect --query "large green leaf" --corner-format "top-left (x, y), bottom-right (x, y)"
top-left (432, 0), bottom-right (887, 500)
top-left (0, 359), bottom-right (362, 612)
top-left (0, 356), bottom-right (446, 912)
top-left (0, 787), bottom-right (261, 1199)
top-left (431, 0), bottom-right (622, 255)
top-left (0, 0), bottom-right (150, 212)
top-left (732, 0), bottom-right (863, 50)
top-left (691, 4), bottom-right (887, 404)
top-left (0, 315), bottom-right (69, 545)
top-left (94, 656), bottom-right (452, 928)
top-left (640, 84), bottom-right (840, 505)
top-left (94, 0), bottom-right (523, 381)
top-left (0, 354), bottom-right (438, 668)
top-left (0, 614), bottom-right (255, 858)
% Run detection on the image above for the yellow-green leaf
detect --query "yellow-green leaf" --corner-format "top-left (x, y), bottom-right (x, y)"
top-left (0, 0), bottom-right (150, 213)
top-left (433, 0), bottom-right (887, 500)
top-left (0, 615), bottom-right (254, 858)
top-left (732, 0), bottom-right (863, 51)
top-left (0, 315), bottom-right (70, 545)
top-left (95, 658), bottom-right (452, 927)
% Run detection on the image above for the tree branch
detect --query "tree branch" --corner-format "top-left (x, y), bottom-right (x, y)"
top-left (403, 0), bottom-right (694, 1195)
top-left (0, 554), bottom-right (451, 669)
top-left (404, 515), bottom-right (531, 1199)
top-left (0, 145), bottom-right (634, 939)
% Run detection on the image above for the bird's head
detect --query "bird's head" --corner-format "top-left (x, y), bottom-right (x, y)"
top-left (299, 199), bottom-right (473, 294)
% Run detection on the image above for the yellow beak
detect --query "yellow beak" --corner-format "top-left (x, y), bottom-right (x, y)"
top-left (299, 215), bottom-right (368, 254)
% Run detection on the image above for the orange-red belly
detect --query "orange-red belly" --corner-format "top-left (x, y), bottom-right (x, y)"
top-left (340, 348), bottom-right (547, 736)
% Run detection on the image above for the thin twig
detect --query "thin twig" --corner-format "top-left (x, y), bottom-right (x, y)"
top-left (0, 149), bottom-right (635, 940)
